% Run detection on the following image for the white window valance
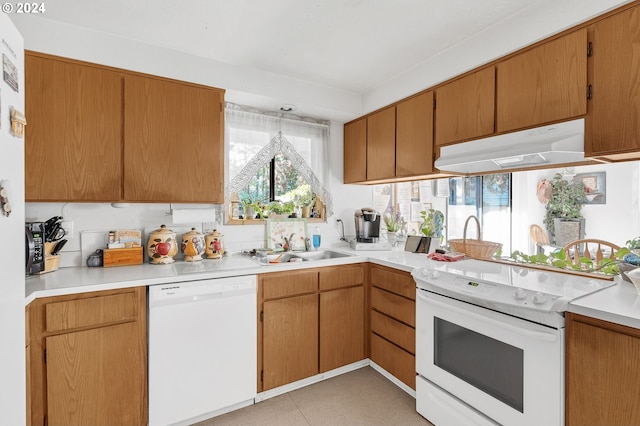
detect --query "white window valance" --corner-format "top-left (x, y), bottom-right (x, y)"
top-left (224, 102), bottom-right (333, 217)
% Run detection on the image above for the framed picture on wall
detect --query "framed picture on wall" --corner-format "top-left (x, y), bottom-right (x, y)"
top-left (574, 172), bottom-right (606, 204)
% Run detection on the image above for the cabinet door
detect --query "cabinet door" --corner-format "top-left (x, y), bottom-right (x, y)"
top-left (320, 286), bottom-right (364, 372)
top-left (25, 54), bottom-right (123, 201)
top-left (497, 29), bottom-right (587, 132)
top-left (366, 106), bottom-right (396, 181)
top-left (262, 294), bottom-right (318, 390)
top-left (344, 118), bottom-right (367, 183)
top-left (435, 67), bottom-right (495, 146)
top-left (123, 75), bottom-right (224, 202)
top-left (396, 91), bottom-right (434, 177)
top-left (587, 6), bottom-right (640, 157)
top-left (566, 313), bottom-right (640, 425)
top-left (46, 322), bottom-right (146, 426)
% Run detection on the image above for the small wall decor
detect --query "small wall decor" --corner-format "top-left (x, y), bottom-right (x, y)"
top-left (2, 53), bottom-right (19, 92)
top-left (574, 172), bottom-right (606, 204)
top-left (0, 184), bottom-right (11, 217)
top-left (266, 218), bottom-right (307, 251)
top-left (10, 107), bottom-right (26, 138)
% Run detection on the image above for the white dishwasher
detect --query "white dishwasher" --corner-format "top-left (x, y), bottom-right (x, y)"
top-left (148, 275), bottom-right (257, 426)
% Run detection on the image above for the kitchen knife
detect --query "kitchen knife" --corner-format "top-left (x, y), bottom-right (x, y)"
top-left (50, 239), bottom-right (67, 255)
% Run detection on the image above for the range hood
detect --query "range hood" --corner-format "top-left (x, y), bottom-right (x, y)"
top-left (435, 118), bottom-right (585, 174)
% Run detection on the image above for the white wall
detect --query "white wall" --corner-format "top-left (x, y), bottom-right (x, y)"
top-left (1, 14), bottom-right (26, 426)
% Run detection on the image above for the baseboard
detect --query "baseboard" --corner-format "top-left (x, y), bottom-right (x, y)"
top-left (172, 398), bottom-right (255, 426)
top-left (255, 359), bottom-right (370, 402)
top-left (369, 360), bottom-right (416, 398)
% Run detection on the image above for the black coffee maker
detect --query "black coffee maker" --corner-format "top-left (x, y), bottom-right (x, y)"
top-left (354, 208), bottom-right (381, 243)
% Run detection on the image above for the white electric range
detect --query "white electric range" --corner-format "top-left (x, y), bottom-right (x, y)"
top-left (412, 258), bottom-right (617, 426)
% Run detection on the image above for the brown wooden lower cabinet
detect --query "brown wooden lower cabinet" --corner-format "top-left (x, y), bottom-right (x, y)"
top-left (370, 333), bottom-right (416, 389)
top-left (26, 287), bottom-right (147, 426)
top-left (566, 312), bottom-right (640, 426)
top-left (369, 264), bottom-right (416, 390)
top-left (262, 293), bottom-right (319, 390)
top-left (258, 264), bottom-right (366, 392)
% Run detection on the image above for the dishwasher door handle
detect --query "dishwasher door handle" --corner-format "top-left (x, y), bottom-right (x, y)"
top-left (149, 287), bottom-right (255, 308)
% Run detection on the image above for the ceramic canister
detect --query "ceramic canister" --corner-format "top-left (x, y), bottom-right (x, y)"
top-left (147, 224), bottom-right (179, 264)
top-left (181, 227), bottom-right (205, 262)
top-left (205, 229), bottom-right (224, 259)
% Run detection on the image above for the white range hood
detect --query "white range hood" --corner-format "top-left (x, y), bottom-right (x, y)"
top-left (435, 118), bottom-right (585, 174)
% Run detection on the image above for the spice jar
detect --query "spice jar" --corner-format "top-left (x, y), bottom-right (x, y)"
top-left (181, 227), bottom-right (205, 262)
top-left (205, 229), bottom-right (224, 259)
top-left (146, 224), bottom-right (178, 264)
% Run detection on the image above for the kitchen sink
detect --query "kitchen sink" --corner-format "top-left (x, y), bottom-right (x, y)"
top-left (248, 250), bottom-right (353, 265)
top-left (294, 250), bottom-right (353, 261)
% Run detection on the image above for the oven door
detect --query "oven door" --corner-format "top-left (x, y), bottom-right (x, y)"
top-left (416, 289), bottom-right (564, 426)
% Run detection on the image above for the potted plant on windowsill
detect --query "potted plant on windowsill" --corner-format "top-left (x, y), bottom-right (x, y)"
top-left (265, 200), bottom-right (295, 219)
top-left (538, 173), bottom-right (586, 246)
top-left (241, 198), bottom-right (264, 220)
top-left (291, 184), bottom-right (316, 218)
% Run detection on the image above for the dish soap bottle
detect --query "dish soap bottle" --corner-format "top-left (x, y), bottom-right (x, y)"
top-left (312, 227), bottom-right (321, 250)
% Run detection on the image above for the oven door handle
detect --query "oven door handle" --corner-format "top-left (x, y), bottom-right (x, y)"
top-left (417, 290), bottom-right (558, 343)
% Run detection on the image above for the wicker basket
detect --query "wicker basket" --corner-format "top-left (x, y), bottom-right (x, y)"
top-left (448, 215), bottom-right (502, 259)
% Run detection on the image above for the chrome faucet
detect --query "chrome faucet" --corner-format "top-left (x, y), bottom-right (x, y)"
top-left (336, 219), bottom-right (348, 242)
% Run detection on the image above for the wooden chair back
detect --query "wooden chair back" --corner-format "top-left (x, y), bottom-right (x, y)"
top-left (562, 239), bottom-right (621, 266)
top-left (530, 224), bottom-right (550, 246)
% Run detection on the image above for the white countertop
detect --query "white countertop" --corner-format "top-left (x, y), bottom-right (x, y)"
top-left (567, 278), bottom-right (640, 329)
top-left (25, 246), bottom-right (415, 304)
top-left (25, 246), bottom-right (640, 330)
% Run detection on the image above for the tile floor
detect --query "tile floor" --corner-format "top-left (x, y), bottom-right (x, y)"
top-left (195, 367), bottom-right (433, 426)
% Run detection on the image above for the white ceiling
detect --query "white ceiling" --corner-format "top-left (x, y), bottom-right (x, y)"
top-left (13, 0), bottom-right (632, 120)
top-left (26, 0), bottom-right (583, 93)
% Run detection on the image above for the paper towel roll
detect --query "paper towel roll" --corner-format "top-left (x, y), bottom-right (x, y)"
top-left (172, 208), bottom-right (216, 224)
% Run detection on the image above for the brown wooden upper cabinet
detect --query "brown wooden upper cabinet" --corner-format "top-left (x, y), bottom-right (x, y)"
top-left (25, 52), bottom-right (225, 203)
top-left (343, 117), bottom-right (367, 184)
top-left (586, 4), bottom-right (640, 159)
top-left (366, 106), bottom-right (396, 181)
top-left (25, 54), bottom-right (123, 201)
top-left (435, 67), bottom-right (495, 146)
top-left (123, 75), bottom-right (224, 202)
top-left (496, 29), bottom-right (588, 133)
top-left (396, 91), bottom-right (434, 177)
top-left (344, 91), bottom-right (435, 183)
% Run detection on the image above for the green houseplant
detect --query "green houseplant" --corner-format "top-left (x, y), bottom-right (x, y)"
top-left (539, 173), bottom-right (586, 244)
top-left (241, 197), bottom-right (264, 220)
top-left (288, 184), bottom-right (315, 218)
top-left (419, 208), bottom-right (444, 239)
top-left (265, 200), bottom-right (295, 218)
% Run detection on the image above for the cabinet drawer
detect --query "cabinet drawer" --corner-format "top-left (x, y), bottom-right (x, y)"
top-left (319, 264), bottom-right (365, 291)
top-left (371, 310), bottom-right (415, 354)
top-left (370, 265), bottom-right (415, 300)
top-left (261, 270), bottom-right (318, 299)
top-left (371, 287), bottom-right (415, 327)
top-left (45, 292), bottom-right (137, 332)
top-left (371, 333), bottom-right (416, 390)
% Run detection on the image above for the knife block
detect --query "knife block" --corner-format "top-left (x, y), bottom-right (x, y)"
top-left (36, 245), bottom-right (61, 274)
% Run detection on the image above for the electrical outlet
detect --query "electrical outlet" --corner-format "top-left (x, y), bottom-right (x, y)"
top-left (202, 222), bottom-right (215, 233)
top-left (61, 221), bottom-right (74, 239)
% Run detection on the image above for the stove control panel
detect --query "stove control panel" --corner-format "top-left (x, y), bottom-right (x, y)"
top-left (414, 267), bottom-right (562, 312)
